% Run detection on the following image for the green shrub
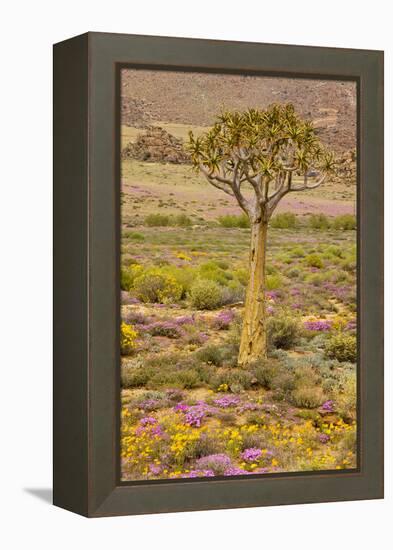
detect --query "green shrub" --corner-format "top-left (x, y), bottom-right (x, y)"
top-left (121, 268), bottom-right (134, 291)
top-left (309, 213), bottom-right (331, 230)
top-left (330, 270), bottom-right (350, 284)
top-left (191, 433), bottom-right (224, 459)
top-left (210, 369), bottom-right (253, 392)
top-left (147, 371), bottom-right (178, 388)
top-left (305, 254), bottom-right (324, 269)
top-left (120, 263), bottom-right (145, 292)
top-left (133, 268), bottom-right (183, 303)
top-left (189, 279), bottom-right (222, 309)
top-left (176, 369), bottom-right (201, 389)
top-left (198, 261), bottom-right (230, 286)
top-left (293, 365), bottom-right (320, 388)
top-left (144, 213), bottom-right (172, 227)
top-left (333, 214), bottom-right (356, 230)
top-left (286, 267), bottom-right (300, 279)
top-left (175, 213), bottom-right (192, 227)
top-left (270, 212), bottom-right (298, 229)
top-left (295, 409), bottom-right (321, 421)
top-left (266, 273), bottom-right (282, 290)
top-left (240, 431), bottom-right (267, 450)
top-left (124, 231), bottom-right (145, 241)
top-left (325, 333), bottom-right (357, 362)
top-left (271, 371), bottom-right (296, 393)
top-left (218, 214), bottom-right (250, 228)
top-left (226, 318), bottom-right (242, 349)
top-left (196, 344), bottom-right (223, 366)
top-left (121, 366), bottom-right (150, 388)
top-left (227, 369), bottom-right (254, 391)
top-left (305, 273), bottom-right (326, 286)
top-left (161, 265), bottom-right (194, 297)
top-left (332, 371), bottom-right (357, 421)
top-left (267, 314), bottom-right (302, 350)
top-left (337, 427), bottom-right (357, 455)
top-left (220, 282), bottom-right (245, 305)
top-left (325, 245), bottom-right (344, 258)
top-left (251, 359), bottom-right (278, 390)
top-left (341, 258), bottom-right (356, 272)
top-left (290, 246), bottom-right (306, 258)
top-left (147, 367), bottom-right (205, 390)
top-left (290, 386), bottom-right (326, 408)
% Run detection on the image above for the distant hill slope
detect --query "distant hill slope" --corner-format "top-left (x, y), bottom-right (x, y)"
top-left (121, 69), bottom-right (356, 153)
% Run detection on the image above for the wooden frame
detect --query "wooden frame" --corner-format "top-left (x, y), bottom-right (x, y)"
top-left (53, 32), bottom-right (384, 517)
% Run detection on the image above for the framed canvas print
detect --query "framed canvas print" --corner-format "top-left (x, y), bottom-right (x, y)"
top-left (53, 32), bottom-right (384, 517)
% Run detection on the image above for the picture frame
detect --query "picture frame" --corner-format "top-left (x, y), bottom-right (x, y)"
top-left (53, 32), bottom-right (384, 517)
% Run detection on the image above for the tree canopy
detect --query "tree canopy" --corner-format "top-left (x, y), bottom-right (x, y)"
top-left (188, 104), bottom-right (336, 223)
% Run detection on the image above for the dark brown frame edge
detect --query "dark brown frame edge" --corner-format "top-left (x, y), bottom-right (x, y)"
top-left (53, 32), bottom-right (384, 517)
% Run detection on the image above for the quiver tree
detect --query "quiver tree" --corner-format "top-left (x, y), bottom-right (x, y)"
top-left (188, 104), bottom-right (335, 367)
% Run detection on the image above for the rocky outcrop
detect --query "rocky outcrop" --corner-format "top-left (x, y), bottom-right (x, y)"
top-left (121, 126), bottom-right (190, 164)
top-left (331, 149), bottom-right (357, 186)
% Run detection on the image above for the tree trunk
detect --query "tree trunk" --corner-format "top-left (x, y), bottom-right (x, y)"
top-left (238, 220), bottom-right (268, 366)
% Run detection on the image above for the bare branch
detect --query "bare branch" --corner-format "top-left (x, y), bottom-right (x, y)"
top-left (289, 173), bottom-right (327, 192)
top-left (242, 170), bottom-right (263, 204)
top-left (207, 177), bottom-right (236, 198)
top-left (199, 164), bottom-right (235, 198)
top-left (266, 172), bottom-right (291, 218)
top-left (267, 175), bottom-right (285, 202)
top-left (230, 161), bottom-right (253, 217)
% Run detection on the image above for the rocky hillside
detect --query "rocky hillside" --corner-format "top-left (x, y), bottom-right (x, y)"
top-left (121, 69), bottom-right (357, 154)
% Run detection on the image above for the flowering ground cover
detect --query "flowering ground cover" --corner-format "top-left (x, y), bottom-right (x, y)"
top-left (120, 220), bottom-right (357, 481)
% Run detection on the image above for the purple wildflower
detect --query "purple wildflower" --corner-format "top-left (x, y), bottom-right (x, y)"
top-left (213, 395), bottom-right (240, 408)
top-left (173, 402), bottom-right (189, 413)
top-left (224, 468), bottom-right (252, 476)
top-left (136, 417), bottom-right (163, 437)
top-left (213, 310), bottom-right (235, 330)
top-left (173, 315), bottom-right (195, 326)
top-left (321, 400), bottom-right (335, 412)
top-left (319, 433), bottom-right (330, 444)
top-left (346, 319), bottom-right (357, 331)
top-left (196, 454), bottom-right (232, 475)
top-left (142, 320), bottom-right (185, 338)
top-left (149, 464), bottom-right (163, 476)
top-left (123, 309), bottom-right (150, 325)
top-left (181, 469), bottom-right (215, 478)
top-left (237, 402), bottom-right (260, 413)
top-left (184, 410), bottom-right (205, 427)
top-left (140, 416), bottom-right (157, 426)
top-left (303, 319), bottom-right (332, 331)
top-left (240, 448), bottom-right (264, 462)
top-left (137, 399), bottom-right (162, 411)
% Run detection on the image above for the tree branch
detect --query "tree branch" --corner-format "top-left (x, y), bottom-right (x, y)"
top-left (266, 172), bottom-right (291, 218)
top-left (199, 164), bottom-right (235, 197)
top-left (289, 173), bottom-right (326, 191)
top-left (230, 161), bottom-right (253, 217)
